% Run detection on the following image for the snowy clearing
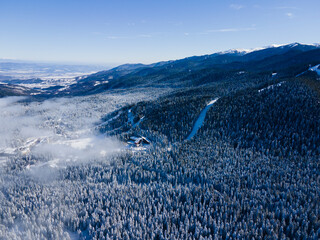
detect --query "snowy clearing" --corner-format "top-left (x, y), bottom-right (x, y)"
top-left (128, 109), bottom-right (134, 125)
top-left (309, 64), bottom-right (320, 76)
top-left (258, 81), bottom-right (285, 93)
top-left (186, 98), bottom-right (219, 140)
top-left (296, 64), bottom-right (320, 77)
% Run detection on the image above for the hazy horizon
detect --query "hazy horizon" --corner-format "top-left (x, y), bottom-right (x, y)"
top-left (1, 41), bottom-right (319, 67)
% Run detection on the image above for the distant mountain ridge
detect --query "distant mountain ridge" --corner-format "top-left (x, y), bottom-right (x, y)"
top-left (56, 42), bottom-right (319, 96)
top-left (0, 42), bottom-right (319, 98)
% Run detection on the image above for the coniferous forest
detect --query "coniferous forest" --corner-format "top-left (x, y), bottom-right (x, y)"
top-left (0, 44), bottom-right (320, 239)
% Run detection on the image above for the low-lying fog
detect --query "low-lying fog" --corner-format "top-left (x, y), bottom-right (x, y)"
top-left (0, 89), bottom-right (166, 177)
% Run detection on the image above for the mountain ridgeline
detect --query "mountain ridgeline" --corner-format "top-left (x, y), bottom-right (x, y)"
top-left (56, 43), bottom-right (320, 96)
top-left (0, 43), bottom-right (319, 97)
top-left (1, 43), bottom-right (320, 239)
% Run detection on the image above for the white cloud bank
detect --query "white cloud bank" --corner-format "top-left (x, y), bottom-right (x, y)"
top-left (0, 96), bottom-right (122, 178)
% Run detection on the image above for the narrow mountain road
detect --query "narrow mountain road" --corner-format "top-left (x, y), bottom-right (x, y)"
top-left (186, 98), bottom-right (219, 140)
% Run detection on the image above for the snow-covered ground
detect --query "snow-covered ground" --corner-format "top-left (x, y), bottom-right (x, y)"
top-left (309, 64), bottom-right (320, 76)
top-left (94, 80), bottom-right (109, 86)
top-left (186, 98), bottom-right (219, 140)
top-left (258, 81), bottom-right (285, 93)
top-left (128, 109), bottom-right (134, 125)
top-left (0, 61), bottom-right (104, 81)
top-left (128, 108), bottom-right (144, 129)
top-left (19, 74), bottom-right (93, 90)
top-left (296, 64), bottom-right (320, 78)
top-left (0, 62), bottom-right (106, 90)
top-left (218, 43), bottom-right (320, 56)
top-left (0, 88), bottom-right (169, 171)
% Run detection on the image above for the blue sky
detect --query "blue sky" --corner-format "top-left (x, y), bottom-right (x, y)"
top-left (0, 0), bottom-right (319, 65)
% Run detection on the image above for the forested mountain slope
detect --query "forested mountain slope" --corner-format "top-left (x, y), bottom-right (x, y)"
top-left (58, 43), bottom-right (320, 96)
top-left (0, 43), bottom-right (320, 239)
top-left (0, 83), bottom-right (37, 97)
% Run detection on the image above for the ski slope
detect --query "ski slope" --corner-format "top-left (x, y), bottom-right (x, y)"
top-left (296, 64), bottom-right (320, 77)
top-left (186, 98), bottom-right (219, 140)
top-left (309, 64), bottom-right (320, 76)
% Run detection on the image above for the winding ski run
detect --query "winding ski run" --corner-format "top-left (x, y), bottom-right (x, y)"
top-left (186, 98), bottom-right (219, 140)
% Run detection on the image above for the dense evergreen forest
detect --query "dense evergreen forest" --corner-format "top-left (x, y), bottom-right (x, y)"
top-left (0, 44), bottom-right (320, 239)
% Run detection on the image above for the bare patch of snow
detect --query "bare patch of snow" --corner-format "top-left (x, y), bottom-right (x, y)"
top-left (309, 64), bottom-right (320, 76)
top-left (207, 99), bottom-right (219, 106)
top-left (58, 138), bottom-right (94, 150)
top-left (0, 147), bottom-right (16, 155)
top-left (128, 109), bottom-right (134, 125)
top-left (94, 80), bottom-right (109, 86)
top-left (258, 81), bottom-right (285, 93)
top-left (218, 49), bottom-right (258, 55)
top-left (296, 64), bottom-right (320, 77)
top-left (186, 98), bottom-right (219, 140)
